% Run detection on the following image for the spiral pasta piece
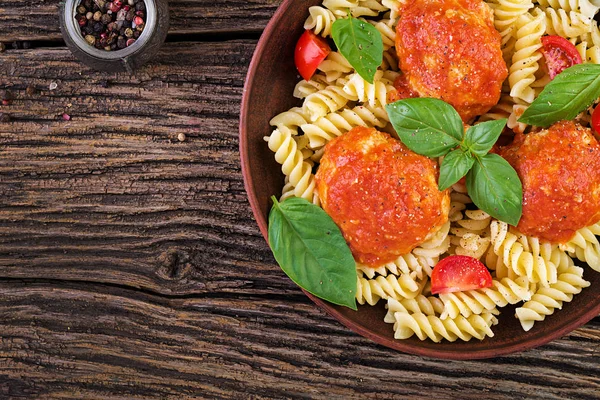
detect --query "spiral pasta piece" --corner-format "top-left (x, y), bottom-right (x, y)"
top-left (439, 277), bottom-right (533, 319)
top-left (544, 7), bottom-right (593, 39)
top-left (356, 270), bottom-right (427, 306)
top-left (323, 0), bottom-right (386, 17)
top-left (264, 126), bottom-right (318, 202)
top-left (385, 307), bottom-right (498, 342)
top-left (269, 107), bottom-right (309, 135)
top-left (385, 296), bottom-right (445, 317)
top-left (488, 220), bottom-right (559, 286)
top-left (559, 222), bottom-right (600, 272)
top-left (515, 265), bottom-right (591, 331)
top-left (304, 6), bottom-right (337, 37)
top-left (356, 252), bottom-right (437, 280)
top-left (317, 51), bottom-right (354, 83)
top-left (301, 105), bottom-right (389, 149)
top-left (293, 73), bottom-right (330, 99)
top-left (342, 70), bottom-right (399, 109)
top-left (302, 80), bottom-right (356, 121)
top-left (509, 10), bottom-right (546, 104)
top-left (450, 209), bottom-right (492, 259)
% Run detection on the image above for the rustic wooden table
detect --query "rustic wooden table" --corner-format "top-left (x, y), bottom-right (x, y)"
top-left (0, 1), bottom-right (598, 398)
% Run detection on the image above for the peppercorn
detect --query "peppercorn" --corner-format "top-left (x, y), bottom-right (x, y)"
top-left (126, 38), bottom-right (136, 47)
top-left (93, 21), bottom-right (104, 33)
top-left (135, 22), bottom-right (144, 31)
top-left (135, 1), bottom-right (145, 11)
top-left (85, 35), bottom-right (96, 46)
top-left (93, 11), bottom-right (102, 21)
top-left (22, 41), bottom-right (31, 49)
top-left (101, 13), bottom-right (112, 24)
top-left (126, 8), bottom-right (135, 21)
top-left (86, 11), bottom-right (93, 19)
top-left (133, 16), bottom-right (143, 26)
top-left (117, 36), bottom-right (127, 49)
top-left (0, 43), bottom-right (5, 53)
top-left (11, 41), bottom-right (20, 49)
top-left (133, 30), bottom-right (140, 39)
top-left (83, 0), bottom-right (93, 8)
top-left (2, 89), bottom-right (13, 106)
top-left (124, 28), bottom-right (134, 38)
top-left (99, 80), bottom-right (109, 88)
top-left (77, 15), bottom-right (88, 26)
top-left (26, 85), bottom-right (36, 96)
top-left (94, 0), bottom-right (106, 10)
top-left (122, 20), bottom-right (132, 29)
top-left (77, 5), bottom-right (87, 14)
top-left (0, 113), bottom-right (10, 123)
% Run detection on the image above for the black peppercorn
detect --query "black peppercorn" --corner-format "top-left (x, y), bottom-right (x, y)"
top-left (22, 41), bottom-right (31, 49)
top-left (0, 113), bottom-right (10, 123)
top-left (93, 21), bottom-right (104, 33)
top-left (133, 30), bottom-right (141, 39)
top-left (135, 1), bottom-right (145, 12)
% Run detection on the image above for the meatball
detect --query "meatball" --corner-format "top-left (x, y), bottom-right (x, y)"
top-left (499, 121), bottom-right (600, 243)
top-left (315, 127), bottom-right (450, 267)
top-left (395, 0), bottom-right (507, 122)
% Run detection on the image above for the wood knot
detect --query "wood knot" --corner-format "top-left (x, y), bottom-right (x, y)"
top-left (156, 249), bottom-right (193, 281)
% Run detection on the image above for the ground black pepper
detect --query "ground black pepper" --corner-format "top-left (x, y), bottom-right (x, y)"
top-left (75, 0), bottom-right (147, 51)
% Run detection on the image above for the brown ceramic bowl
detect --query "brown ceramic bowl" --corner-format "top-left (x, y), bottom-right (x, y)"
top-left (239, 0), bottom-right (600, 359)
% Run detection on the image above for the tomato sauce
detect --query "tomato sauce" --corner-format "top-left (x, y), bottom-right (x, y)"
top-left (395, 0), bottom-right (507, 122)
top-left (499, 120), bottom-right (600, 243)
top-left (315, 127), bottom-right (450, 266)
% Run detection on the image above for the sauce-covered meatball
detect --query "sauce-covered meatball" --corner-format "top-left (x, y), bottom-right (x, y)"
top-left (315, 127), bottom-right (450, 267)
top-left (499, 120), bottom-right (600, 243)
top-left (395, 0), bottom-right (507, 122)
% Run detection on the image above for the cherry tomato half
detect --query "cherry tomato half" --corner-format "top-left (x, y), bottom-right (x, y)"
top-left (295, 30), bottom-right (331, 82)
top-left (540, 35), bottom-right (582, 79)
top-left (431, 255), bottom-right (493, 294)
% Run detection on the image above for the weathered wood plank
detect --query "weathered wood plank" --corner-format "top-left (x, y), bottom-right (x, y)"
top-left (0, 0), bottom-right (283, 42)
top-left (0, 281), bottom-right (598, 399)
top-left (0, 42), bottom-right (298, 296)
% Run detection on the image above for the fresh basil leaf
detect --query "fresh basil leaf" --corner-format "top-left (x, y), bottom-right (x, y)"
top-left (438, 149), bottom-right (475, 191)
top-left (465, 119), bottom-right (507, 156)
top-left (385, 98), bottom-right (463, 157)
top-left (331, 16), bottom-right (383, 84)
top-left (268, 196), bottom-right (357, 310)
top-left (466, 154), bottom-right (523, 226)
top-left (519, 64), bottom-right (600, 127)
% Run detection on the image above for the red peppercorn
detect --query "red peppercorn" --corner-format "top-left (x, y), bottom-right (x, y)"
top-left (100, 32), bottom-right (107, 39)
top-left (78, 15), bottom-right (88, 26)
top-left (133, 16), bottom-right (144, 26)
top-left (135, 10), bottom-right (144, 17)
top-left (123, 5), bottom-right (130, 11)
top-left (108, 1), bottom-right (121, 12)
top-left (62, 113), bottom-right (71, 121)
top-left (113, 0), bottom-right (122, 7)
top-left (126, 38), bottom-right (136, 46)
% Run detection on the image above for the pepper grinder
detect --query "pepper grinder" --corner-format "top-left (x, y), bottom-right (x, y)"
top-left (59, 0), bottom-right (169, 73)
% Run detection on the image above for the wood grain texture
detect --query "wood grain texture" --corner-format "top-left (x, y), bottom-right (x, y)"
top-left (0, 281), bottom-right (598, 399)
top-left (0, 3), bottom-right (598, 398)
top-left (0, 0), bottom-right (283, 42)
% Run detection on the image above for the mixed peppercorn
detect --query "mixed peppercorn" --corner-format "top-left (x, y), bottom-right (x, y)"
top-left (75, 0), bottom-right (147, 51)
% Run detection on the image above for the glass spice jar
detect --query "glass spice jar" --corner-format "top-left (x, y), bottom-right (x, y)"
top-left (59, 0), bottom-right (169, 72)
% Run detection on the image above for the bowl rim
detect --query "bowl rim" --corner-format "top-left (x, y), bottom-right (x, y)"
top-left (239, 0), bottom-right (600, 359)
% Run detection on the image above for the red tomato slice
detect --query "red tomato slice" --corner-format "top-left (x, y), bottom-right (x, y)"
top-left (431, 255), bottom-right (493, 294)
top-left (540, 35), bottom-right (582, 79)
top-left (592, 105), bottom-right (600, 134)
top-left (295, 30), bottom-right (331, 81)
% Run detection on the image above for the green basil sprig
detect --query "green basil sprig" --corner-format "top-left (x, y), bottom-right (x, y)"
top-left (268, 196), bottom-right (357, 310)
top-left (386, 98), bottom-right (523, 226)
top-left (331, 15), bottom-right (383, 84)
top-left (519, 63), bottom-right (600, 127)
